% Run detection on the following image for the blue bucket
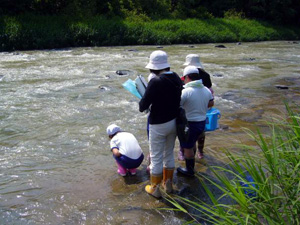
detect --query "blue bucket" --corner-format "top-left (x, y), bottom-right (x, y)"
top-left (240, 175), bottom-right (258, 200)
top-left (205, 108), bottom-right (221, 131)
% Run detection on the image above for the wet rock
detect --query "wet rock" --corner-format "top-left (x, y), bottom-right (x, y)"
top-left (105, 75), bottom-right (111, 79)
top-left (215, 45), bottom-right (226, 48)
top-left (177, 185), bottom-right (190, 196)
top-left (213, 73), bottom-right (223, 77)
top-left (221, 91), bottom-right (237, 100)
top-left (127, 49), bottom-right (138, 52)
top-left (188, 45), bottom-right (195, 48)
top-left (98, 86), bottom-right (109, 91)
top-left (238, 109), bottom-right (264, 123)
top-left (156, 46), bottom-right (163, 48)
top-left (242, 58), bottom-right (256, 61)
top-left (236, 42), bottom-right (242, 45)
top-left (219, 124), bottom-right (229, 130)
top-left (288, 41), bottom-right (299, 44)
top-left (275, 85), bottom-right (289, 89)
top-left (221, 90), bottom-right (251, 104)
top-left (116, 70), bottom-right (131, 75)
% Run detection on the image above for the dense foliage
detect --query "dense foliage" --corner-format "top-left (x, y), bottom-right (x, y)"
top-left (1, 15), bottom-right (299, 51)
top-left (0, 0), bottom-right (300, 25)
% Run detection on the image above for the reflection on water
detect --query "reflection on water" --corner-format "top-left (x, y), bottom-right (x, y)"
top-left (0, 41), bottom-right (300, 224)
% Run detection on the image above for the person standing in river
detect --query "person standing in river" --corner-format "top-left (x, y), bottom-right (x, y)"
top-left (178, 54), bottom-right (214, 161)
top-left (139, 50), bottom-right (183, 198)
top-left (177, 66), bottom-right (214, 177)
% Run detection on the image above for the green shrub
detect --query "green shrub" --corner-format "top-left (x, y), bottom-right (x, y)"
top-left (224, 9), bottom-right (245, 19)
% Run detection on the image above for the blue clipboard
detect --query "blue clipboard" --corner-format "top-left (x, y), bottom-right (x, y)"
top-left (122, 79), bottom-right (142, 99)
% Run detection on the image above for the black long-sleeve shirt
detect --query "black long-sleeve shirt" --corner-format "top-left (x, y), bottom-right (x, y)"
top-left (198, 68), bottom-right (212, 88)
top-left (139, 71), bottom-right (183, 124)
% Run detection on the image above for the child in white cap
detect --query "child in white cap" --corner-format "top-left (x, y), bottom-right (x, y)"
top-left (177, 66), bottom-right (214, 176)
top-left (107, 124), bottom-right (144, 176)
top-left (178, 54), bottom-right (214, 161)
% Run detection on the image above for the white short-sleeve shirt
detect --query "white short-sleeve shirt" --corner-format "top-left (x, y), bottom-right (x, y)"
top-left (181, 86), bottom-right (213, 122)
top-left (110, 132), bottom-right (143, 159)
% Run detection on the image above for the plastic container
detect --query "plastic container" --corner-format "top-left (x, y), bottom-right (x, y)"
top-left (240, 175), bottom-right (258, 200)
top-left (205, 108), bottom-right (221, 131)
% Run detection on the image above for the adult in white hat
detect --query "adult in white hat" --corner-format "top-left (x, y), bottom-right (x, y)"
top-left (183, 54), bottom-right (213, 94)
top-left (178, 54), bottom-right (214, 161)
top-left (139, 50), bottom-right (183, 198)
top-left (107, 124), bottom-right (144, 176)
top-left (177, 66), bottom-right (214, 177)
top-left (183, 54), bottom-right (204, 68)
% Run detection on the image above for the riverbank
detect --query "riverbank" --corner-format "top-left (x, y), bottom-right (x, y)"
top-left (1, 15), bottom-right (300, 51)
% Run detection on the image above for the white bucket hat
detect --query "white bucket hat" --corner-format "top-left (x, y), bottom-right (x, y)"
top-left (145, 50), bottom-right (170, 70)
top-left (183, 54), bottom-right (204, 69)
top-left (183, 66), bottom-right (199, 77)
top-left (106, 124), bottom-right (121, 136)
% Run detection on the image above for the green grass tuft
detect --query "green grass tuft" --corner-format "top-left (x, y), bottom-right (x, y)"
top-left (168, 103), bottom-right (300, 224)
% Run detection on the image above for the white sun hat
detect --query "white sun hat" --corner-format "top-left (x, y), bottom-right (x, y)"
top-left (106, 124), bottom-right (121, 136)
top-left (145, 50), bottom-right (170, 70)
top-left (183, 54), bottom-right (204, 69)
top-left (183, 65), bottom-right (199, 77)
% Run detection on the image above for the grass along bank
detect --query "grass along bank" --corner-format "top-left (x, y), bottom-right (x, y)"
top-left (167, 103), bottom-right (300, 224)
top-left (0, 14), bottom-right (300, 51)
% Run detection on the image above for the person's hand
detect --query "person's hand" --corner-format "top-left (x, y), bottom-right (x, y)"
top-left (112, 148), bottom-right (121, 157)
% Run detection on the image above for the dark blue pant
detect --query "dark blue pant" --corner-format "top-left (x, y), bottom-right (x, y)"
top-left (114, 154), bottom-right (144, 169)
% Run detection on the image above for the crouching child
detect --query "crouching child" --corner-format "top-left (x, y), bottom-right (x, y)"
top-left (107, 124), bottom-right (144, 176)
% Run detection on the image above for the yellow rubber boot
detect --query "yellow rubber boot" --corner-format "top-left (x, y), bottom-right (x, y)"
top-left (145, 174), bottom-right (163, 198)
top-left (162, 168), bottom-right (174, 194)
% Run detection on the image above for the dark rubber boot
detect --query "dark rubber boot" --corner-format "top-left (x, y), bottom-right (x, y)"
top-left (177, 158), bottom-right (195, 177)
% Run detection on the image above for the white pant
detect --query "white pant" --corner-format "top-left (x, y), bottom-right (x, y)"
top-left (149, 119), bottom-right (177, 175)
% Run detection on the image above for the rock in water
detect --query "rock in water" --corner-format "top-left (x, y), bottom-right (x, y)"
top-left (116, 70), bottom-right (129, 75)
top-left (215, 45), bottom-right (226, 48)
top-left (275, 85), bottom-right (289, 89)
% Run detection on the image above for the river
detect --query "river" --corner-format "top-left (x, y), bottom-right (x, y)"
top-left (0, 41), bottom-right (300, 224)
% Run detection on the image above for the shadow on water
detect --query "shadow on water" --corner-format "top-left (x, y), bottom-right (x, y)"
top-left (107, 149), bottom-right (240, 224)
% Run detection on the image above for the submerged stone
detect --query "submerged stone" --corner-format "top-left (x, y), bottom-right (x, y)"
top-left (213, 73), bottom-right (223, 77)
top-left (98, 86), bottom-right (109, 91)
top-left (116, 70), bottom-right (131, 75)
top-left (275, 85), bottom-right (289, 89)
top-left (215, 45), bottom-right (226, 48)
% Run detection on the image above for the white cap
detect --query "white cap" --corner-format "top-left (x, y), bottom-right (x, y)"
top-left (183, 54), bottom-right (204, 69)
top-left (106, 124), bottom-right (121, 136)
top-left (183, 66), bottom-right (199, 77)
top-left (145, 50), bottom-right (170, 70)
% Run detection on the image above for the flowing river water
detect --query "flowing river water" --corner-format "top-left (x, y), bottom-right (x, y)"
top-left (0, 41), bottom-right (300, 224)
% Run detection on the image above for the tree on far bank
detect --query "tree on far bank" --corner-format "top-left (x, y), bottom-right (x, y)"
top-left (0, 0), bottom-right (299, 25)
